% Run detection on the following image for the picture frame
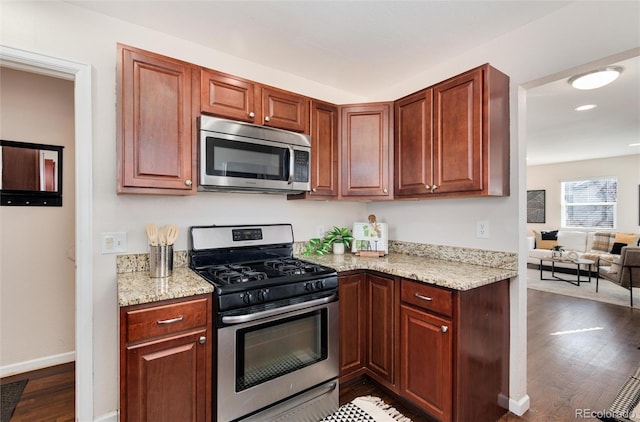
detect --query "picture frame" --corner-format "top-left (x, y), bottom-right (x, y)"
top-left (527, 189), bottom-right (545, 223)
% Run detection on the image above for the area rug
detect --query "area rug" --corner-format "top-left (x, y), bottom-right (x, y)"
top-left (0, 379), bottom-right (27, 422)
top-left (598, 365), bottom-right (640, 422)
top-left (321, 396), bottom-right (412, 421)
top-left (527, 268), bottom-right (639, 309)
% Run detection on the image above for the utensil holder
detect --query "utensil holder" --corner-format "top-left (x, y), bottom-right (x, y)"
top-left (149, 245), bottom-right (173, 278)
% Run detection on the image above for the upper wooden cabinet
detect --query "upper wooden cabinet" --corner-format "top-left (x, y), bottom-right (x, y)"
top-left (394, 64), bottom-right (509, 199)
top-left (201, 68), bottom-right (310, 133)
top-left (309, 100), bottom-right (339, 197)
top-left (340, 102), bottom-right (393, 199)
top-left (117, 44), bottom-right (197, 195)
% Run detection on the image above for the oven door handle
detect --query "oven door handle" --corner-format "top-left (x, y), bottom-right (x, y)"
top-left (221, 293), bottom-right (336, 325)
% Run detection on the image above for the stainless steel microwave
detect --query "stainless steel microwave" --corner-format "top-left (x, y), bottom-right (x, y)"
top-left (198, 116), bottom-right (311, 194)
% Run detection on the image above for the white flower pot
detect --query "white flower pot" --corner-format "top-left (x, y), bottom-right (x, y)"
top-left (333, 243), bottom-right (345, 255)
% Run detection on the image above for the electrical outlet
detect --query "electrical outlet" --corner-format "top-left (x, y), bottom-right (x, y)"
top-left (316, 225), bottom-right (325, 238)
top-left (476, 221), bottom-right (489, 239)
top-left (101, 232), bottom-right (127, 254)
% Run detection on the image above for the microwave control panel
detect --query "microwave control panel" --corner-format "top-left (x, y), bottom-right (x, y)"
top-left (293, 150), bottom-right (310, 182)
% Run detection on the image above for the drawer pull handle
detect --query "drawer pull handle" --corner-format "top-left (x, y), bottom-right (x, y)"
top-left (441, 325), bottom-right (449, 333)
top-left (157, 316), bottom-right (183, 325)
top-left (414, 293), bottom-right (433, 302)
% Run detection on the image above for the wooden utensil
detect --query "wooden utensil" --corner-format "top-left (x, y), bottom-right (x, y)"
top-left (165, 225), bottom-right (179, 245)
top-left (146, 223), bottom-right (158, 246)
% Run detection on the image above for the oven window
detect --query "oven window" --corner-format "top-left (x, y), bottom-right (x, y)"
top-left (206, 137), bottom-right (287, 180)
top-left (236, 309), bottom-right (327, 392)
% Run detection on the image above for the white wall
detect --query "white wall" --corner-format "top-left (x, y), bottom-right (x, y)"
top-left (0, 68), bottom-right (76, 368)
top-left (1, 0), bottom-right (639, 419)
top-left (527, 155), bottom-right (640, 233)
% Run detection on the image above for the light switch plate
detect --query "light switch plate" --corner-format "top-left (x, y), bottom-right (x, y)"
top-left (101, 232), bottom-right (127, 254)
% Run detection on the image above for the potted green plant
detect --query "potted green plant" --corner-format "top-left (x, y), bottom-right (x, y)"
top-left (551, 245), bottom-right (564, 257)
top-left (303, 226), bottom-right (354, 256)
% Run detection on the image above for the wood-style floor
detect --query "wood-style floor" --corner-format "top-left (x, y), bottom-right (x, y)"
top-left (2, 289), bottom-right (638, 421)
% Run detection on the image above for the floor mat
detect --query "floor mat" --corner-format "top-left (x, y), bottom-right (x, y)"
top-left (321, 396), bottom-right (412, 422)
top-left (1, 379), bottom-right (27, 422)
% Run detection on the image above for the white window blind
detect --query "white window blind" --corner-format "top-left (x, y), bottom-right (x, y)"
top-left (561, 177), bottom-right (617, 229)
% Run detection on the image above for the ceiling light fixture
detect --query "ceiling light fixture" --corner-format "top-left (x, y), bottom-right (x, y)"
top-left (629, 143), bottom-right (640, 147)
top-left (574, 104), bottom-right (597, 111)
top-left (568, 66), bottom-right (623, 90)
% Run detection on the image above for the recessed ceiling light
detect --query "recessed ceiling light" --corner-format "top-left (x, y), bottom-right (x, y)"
top-left (568, 66), bottom-right (623, 90)
top-left (574, 104), bottom-right (597, 111)
top-left (629, 143), bottom-right (640, 147)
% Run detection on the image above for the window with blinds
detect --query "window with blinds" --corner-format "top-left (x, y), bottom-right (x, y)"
top-left (561, 177), bottom-right (617, 229)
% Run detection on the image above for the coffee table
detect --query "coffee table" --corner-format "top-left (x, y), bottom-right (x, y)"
top-left (538, 257), bottom-right (596, 286)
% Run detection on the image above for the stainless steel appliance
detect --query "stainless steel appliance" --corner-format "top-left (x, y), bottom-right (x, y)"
top-left (189, 224), bottom-right (339, 422)
top-left (198, 116), bottom-right (311, 194)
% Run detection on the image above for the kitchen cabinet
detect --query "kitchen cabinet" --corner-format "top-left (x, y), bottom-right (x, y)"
top-left (340, 103), bottom-right (393, 199)
top-left (289, 100), bottom-right (339, 200)
top-left (394, 64), bottom-right (509, 199)
top-left (400, 282), bottom-right (453, 422)
top-left (201, 68), bottom-right (310, 133)
top-left (399, 278), bottom-right (510, 422)
top-left (366, 273), bottom-right (395, 386)
top-left (120, 295), bottom-right (212, 422)
top-left (117, 44), bottom-right (197, 195)
top-left (338, 272), bottom-right (367, 382)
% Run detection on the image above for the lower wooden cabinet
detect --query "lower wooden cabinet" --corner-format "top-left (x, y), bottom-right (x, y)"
top-left (338, 272), bottom-right (510, 422)
top-left (120, 295), bottom-right (212, 422)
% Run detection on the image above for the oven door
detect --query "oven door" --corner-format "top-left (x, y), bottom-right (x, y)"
top-left (217, 297), bottom-right (339, 422)
top-left (199, 130), bottom-right (310, 192)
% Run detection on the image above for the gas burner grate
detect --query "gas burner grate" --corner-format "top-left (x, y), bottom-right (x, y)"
top-left (264, 258), bottom-right (324, 275)
top-left (205, 265), bottom-right (267, 284)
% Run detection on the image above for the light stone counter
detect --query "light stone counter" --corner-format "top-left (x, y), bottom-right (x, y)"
top-left (118, 267), bottom-right (213, 307)
top-left (298, 252), bottom-right (517, 291)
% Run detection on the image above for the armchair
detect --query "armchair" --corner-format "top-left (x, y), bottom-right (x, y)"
top-left (597, 246), bottom-right (640, 307)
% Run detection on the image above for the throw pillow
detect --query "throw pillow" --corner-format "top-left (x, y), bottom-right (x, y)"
top-left (537, 239), bottom-right (558, 249)
top-left (610, 242), bottom-right (627, 255)
top-left (591, 232), bottom-right (615, 252)
top-left (614, 232), bottom-right (638, 246)
top-left (541, 230), bottom-right (558, 240)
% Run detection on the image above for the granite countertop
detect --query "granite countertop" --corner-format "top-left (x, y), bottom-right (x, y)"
top-left (299, 253), bottom-right (517, 291)
top-left (118, 267), bottom-right (214, 307)
top-left (117, 245), bottom-right (517, 307)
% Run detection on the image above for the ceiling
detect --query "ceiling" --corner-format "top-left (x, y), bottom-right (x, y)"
top-left (67, 1), bottom-right (639, 166)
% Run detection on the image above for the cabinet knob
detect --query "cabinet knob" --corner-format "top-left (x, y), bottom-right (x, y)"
top-left (425, 185), bottom-right (430, 190)
top-left (265, 116), bottom-right (271, 122)
top-left (431, 184), bottom-right (438, 192)
top-left (312, 188), bottom-right (317, 192)
top-left (249, 112), bottom-right (255, 119)
top-left (185, 179), bottom-right (193, 187)
top-left (199, 336), bottom-right (206, 345)
top-left (383, 188), bottom-right (388, 194)
top-left (441, 325), bottom-right (449, 333)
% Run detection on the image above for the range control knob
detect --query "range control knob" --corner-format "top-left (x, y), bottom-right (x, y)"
top-left (241, 292), bottom-right (253, 304)
top-left (257, 288), bottom-right (269, 302)
top-left (305, 282), bottom-right (315, 292)
top-left (314, 280), bottom-right (325, 290)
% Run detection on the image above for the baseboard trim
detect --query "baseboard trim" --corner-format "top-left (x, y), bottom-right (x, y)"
top-left (95, 410), bottom-right (118, 422)
top-left (509, 394), bottom-right (531, 416)
top-left (0, 351), bottom-right (75, 378)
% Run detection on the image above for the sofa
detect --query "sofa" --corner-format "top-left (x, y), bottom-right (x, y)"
top-left (527, 230), bottom-right (640, 274)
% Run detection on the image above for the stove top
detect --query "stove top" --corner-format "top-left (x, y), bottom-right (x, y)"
top-left (189, 224), bottom-right (338, 313)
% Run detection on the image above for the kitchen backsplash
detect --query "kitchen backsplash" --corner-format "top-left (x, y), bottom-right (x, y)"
top-left (117, 241), bottom-right (517, 273)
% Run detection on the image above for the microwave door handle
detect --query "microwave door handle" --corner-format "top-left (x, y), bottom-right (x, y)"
top-left (287, 146), bottom-right (294, 185)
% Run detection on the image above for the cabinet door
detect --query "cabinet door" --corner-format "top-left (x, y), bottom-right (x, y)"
top-left (125, 330), bottom-right (208, 422)
top-left (394, 89), bottom-right (434, 197)
top-left (261, 87), bottom-right (309, 133)
top-left (117, 44), bottom-right (196, 194)
top-left (433, 68), bottom-right (482, 194)
top-left (338, 273), bottom-right (366, 381)
top-left (400, 304), bottom-right (452, 422)
top-left (366, 274), bottom-right (394, 385)
top-left (341, 103), bottom-right (393, 199)
top-left (200, 68), bottom-right (258, 123)
top-left (309, 100), bottom-right (339, 197)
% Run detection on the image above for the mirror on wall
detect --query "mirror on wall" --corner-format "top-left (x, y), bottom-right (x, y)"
top-left (0, 140), bottom-right (64, 206)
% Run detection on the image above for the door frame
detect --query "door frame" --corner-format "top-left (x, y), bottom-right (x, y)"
top-left (0, 45), bottom-right (94, 421)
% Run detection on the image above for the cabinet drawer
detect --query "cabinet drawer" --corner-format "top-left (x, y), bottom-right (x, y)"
top-left (401, 280), bottom-right (452, 317)
top-left (125, 297), bottom-right (208, 342)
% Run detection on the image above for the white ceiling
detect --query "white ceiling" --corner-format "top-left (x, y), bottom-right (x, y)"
top-left (68, 1), bottom-right (640, 166)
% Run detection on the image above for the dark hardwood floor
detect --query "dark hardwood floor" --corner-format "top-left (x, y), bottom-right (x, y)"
top-left (2, 289), bottom-right (638, 421)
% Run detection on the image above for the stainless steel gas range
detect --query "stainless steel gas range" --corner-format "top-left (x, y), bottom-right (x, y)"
top-left (189, 224), bottom-right (339, 422)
